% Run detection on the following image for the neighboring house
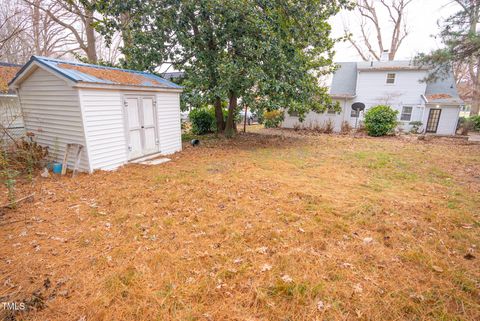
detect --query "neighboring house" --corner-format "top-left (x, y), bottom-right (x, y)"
top-left (282, 60), bottom-right (463, 135)
top-left (9, 56), bottom-right (183, 173)
top-left (0, 62), bottom-right (24, 144)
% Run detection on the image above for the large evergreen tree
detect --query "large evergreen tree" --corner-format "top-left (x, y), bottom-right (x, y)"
top-left (95, 0), bottom-right (351, 134)
top-left (416, 0), bottom-right (480, 115)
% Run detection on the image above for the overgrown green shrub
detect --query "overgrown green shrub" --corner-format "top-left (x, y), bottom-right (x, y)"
top-left (470, 115), bottom-right (480, 131)
top-left (364, 105), bottom-right (398, 136)
top-left (189, 108), bottom-right (215, 135)
top-left (263, 110), bottom-right (284, 128)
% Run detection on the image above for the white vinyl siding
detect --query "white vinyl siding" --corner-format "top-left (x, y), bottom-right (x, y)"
top-left (18, 67), bottom-right (89, 171)
top-left (79, 89), bottom-right (127, 171)
top-left (157, 92), bottom-right (182, 154)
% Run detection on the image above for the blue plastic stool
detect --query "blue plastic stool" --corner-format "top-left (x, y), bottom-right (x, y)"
top-left (52, 163), bottom-right (62, 174)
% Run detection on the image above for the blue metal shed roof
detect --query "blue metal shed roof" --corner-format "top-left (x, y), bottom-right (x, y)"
top-left (11, 56), bottom-right (182, 89)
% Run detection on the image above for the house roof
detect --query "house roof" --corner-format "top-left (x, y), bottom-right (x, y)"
top-left (329, 62), bottom-right (357, 98)
top-left (329, 60), bottom-right (463, 105)
top-left (10, 56), bottom-right (182, 90)
top-left (0, 62), bottom-right (22, 95)
top-left (424, 72), bottom-right (463, 105)
top-left (357, 60), bottom-right (429, 71)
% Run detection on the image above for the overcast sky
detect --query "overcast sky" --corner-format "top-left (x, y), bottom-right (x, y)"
top-left (330, 0), bottom-right (459, 62)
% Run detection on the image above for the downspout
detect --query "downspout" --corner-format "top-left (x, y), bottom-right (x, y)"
top-left (420, 94), bottom-right (428, 134)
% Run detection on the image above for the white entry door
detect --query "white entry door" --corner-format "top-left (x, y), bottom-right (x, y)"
top-left (125, 96), bottom-right (159, 160)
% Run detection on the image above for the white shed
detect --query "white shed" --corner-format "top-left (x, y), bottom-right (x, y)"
top-left (9, 56), bottom-right (183, 172)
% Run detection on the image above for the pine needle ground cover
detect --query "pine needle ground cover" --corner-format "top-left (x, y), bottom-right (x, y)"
top-left (1, 131), bottom-right (479, 320)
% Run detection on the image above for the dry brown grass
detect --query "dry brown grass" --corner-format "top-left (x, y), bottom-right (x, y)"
top-left (1, 130), bottom-right (479, 320)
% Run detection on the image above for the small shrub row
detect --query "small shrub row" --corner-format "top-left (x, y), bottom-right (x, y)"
top-left (263, 110), bottom-right (284, 128)
top-left (457, 115), bottom-right (480, 135)
top-left (189, 107), bottom-right (235, 135)
top-left (189, 108), bottom-right (216, 135)
top-left (470, 115), bottom-right (480, 131)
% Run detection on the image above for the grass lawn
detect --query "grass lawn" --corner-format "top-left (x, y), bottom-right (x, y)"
top-left (1, 129), bottom-right (479, 320)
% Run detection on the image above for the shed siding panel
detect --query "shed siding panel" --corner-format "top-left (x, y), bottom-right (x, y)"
top-left (79, 89), bottom-right (128, 171)
top-left (18, 67), bottom-right (89, 171)
top-left (157, 92), bottom-right (182, 154)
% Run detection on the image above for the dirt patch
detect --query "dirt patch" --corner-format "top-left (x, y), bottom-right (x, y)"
top-left (1, 132), bottom-right (479, 320)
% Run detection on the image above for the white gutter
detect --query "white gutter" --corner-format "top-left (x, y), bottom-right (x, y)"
top-left (421, 94), bottom-right (428, 104)
top-left (73, 83), bottom-right (183, 93)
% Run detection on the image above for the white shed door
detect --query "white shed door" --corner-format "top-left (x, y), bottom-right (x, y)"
top-left (141, 97), bottom-right (158, 155)
top-left (125, 96), bottom-right (159, 160)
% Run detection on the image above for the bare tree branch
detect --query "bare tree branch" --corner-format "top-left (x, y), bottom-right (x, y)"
top-left (23, 0), bottom-right (98, 62)
top-left (345, 0), bottom-right (414, 61)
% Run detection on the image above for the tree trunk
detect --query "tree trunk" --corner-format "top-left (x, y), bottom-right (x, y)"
top-left (84, 8), bottom-right (97, 63)
top-left (214, 96), bottom-right (225, 133)
top-left (32, 1), bottom-right (41, 55)
top-left (471, 101), bottom-right (480, 116)
top-left (225, 92), bottom-right (237, 137)
top-left (472, 74), bottom-right (480, 115)
top-left (120, 12), bottom-right (133, 64)
top-left (473, 57), bottom-right (480, 115)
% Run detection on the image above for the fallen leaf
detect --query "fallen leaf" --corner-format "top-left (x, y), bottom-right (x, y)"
top-left (260, 264), bottom-right (272, 272)
top-left (281, 274), bottom-right (293, 283)
top-left (432, 265), bottom-right (443, 272)
top-left (316, 300), bottom-right (329, 311)
top-left (353, 283), bottom-right (363, 294)
top-left (256, 246), bottom-right (268, 254)
top-left (363, 237), bottom-right (373, 245)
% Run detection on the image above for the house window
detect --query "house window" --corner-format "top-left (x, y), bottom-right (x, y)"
top-left (400, 106), bottom-right (413, 121)
top-left (386, 73), bottom-right (396, 84)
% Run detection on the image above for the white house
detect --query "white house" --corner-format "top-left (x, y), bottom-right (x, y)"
top-left (282, 60), bottom-right (464, 135)
top-left (0, 62), bottom-right (24, 144)
top-left (9, 56), bottom-right (183, 173)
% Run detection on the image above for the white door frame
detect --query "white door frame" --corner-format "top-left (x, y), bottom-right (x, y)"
top-left (123, 93), bottom-right (160, 160)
